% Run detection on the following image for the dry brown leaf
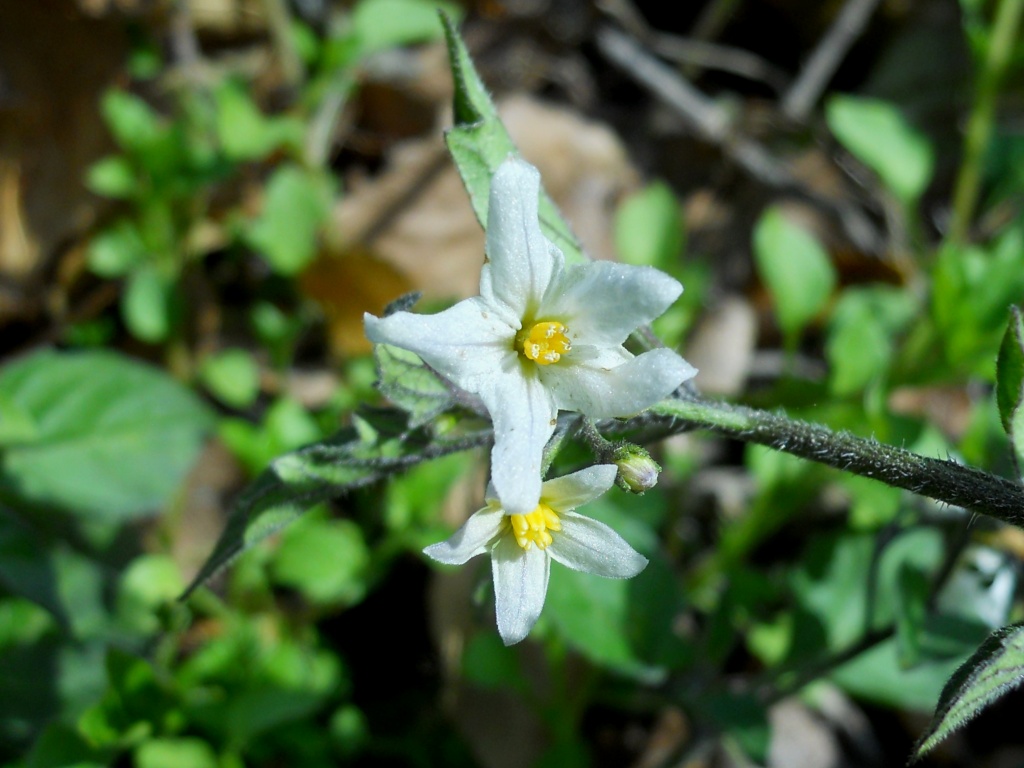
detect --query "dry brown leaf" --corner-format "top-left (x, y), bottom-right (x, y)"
top-left (299, 245), bottom-right (414, 357)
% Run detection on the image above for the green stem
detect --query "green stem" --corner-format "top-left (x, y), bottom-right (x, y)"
top-left (651, 395), bottom-right (1024, 526)
top-left (948, 0), bottom-right (1024, 244)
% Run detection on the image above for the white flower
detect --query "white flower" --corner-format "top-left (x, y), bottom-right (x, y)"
top-left (424, 464), bottom-right (647, 645)
top-left (365, 157), bottom-right (696, 514)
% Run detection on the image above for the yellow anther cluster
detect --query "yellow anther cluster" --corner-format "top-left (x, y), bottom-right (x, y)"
top-left (508, 503), bottom-right (562, 550)
top-left (521, 321), bottom-right (571, 365)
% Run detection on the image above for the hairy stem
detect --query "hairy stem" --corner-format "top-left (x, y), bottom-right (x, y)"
top-left (651, 395), bottom-right (1024, 526)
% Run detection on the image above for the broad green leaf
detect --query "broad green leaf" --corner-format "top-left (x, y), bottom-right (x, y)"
top-left (85, 155), bottom-right (137, 199)
top-left (996, 306), bottom-right (1024, 464)
top-left (123, 265), bottom-right (173, 343)
top-left (826, 95), bottom-right (934, 203)
top-left (351, 0), bottom-right (459, 58)
top-left (374, 343), bottom-right (454, 427)
top-left (913, 622), bottom-right (1024, 759)
top-left (200, 348), bottom-right (261, 409)
top-left (440, 13), bottom-right (585, 264)
top-left (0, 350), bottom-right (212, 522)
top-left (245, 164), bottom-right (333, 275)
top-left (184, 408), bottom-right (488, 595)
top-left (753, 207), bottom-right (836, 341)
top-left (0, 391), bottom-right (36, 445)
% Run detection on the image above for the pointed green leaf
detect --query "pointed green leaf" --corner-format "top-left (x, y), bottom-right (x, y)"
top-left (914, 622), bottom-right (1024, 759)
top-left (183, 410), bottom-right (489, 595)
top-left (439, 13), bottom-right (585, 264)
top-left (374, 344), bottom-right (454, 426)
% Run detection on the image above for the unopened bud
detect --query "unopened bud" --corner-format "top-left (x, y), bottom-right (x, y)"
top-left (612, 445), bottom-right (661, 494)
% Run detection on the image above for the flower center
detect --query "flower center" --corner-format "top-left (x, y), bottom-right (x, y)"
top-left (508, 503), bottom-right (562, 550)
top-left (520, 321), bottom-right (571, 365)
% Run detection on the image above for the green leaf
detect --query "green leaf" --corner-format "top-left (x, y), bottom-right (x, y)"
top-left (184, 409), bottom-right (488, 595)
top-left (215, 79), bottom-right (302, 162)
top-left (135, 738), bottom-right (218, 768)
top-left (826, 95), bottom-right (934, 203)
top-left (825, 287), bottom-right (915, 396)
top-left (914, 622), bottom-right (1024, 759)
top-left (123, 265), bottom-right (174, 343)
top-left (85, 155), bottom-right (137, 199)
top-left (440, 13), bottom-right (585, 265)
top-left (0, 350), bottom-right (212, 522)
top-left (827, 95), bottom-right (933, 204)
top-left (753, 207), bottom-right (836, 342)
top-left (245, 164), bottom-right (333, 275)
top-left (101, 90), bottom-right (164, 154)
top-left (0, 512), bottom-right (108, 639)
top-left (351, 0), bottom-right (459, 58)
top-left (996, 306), bottom-right (1024, 459)
top-left (614, 181), bottom-right (685, 272)
top-left (200, 348), bottom-right (261, 409)
top-left (272, 515), bottom-right (370, 605)
top-left (374, 343), bottom-right (454, 427)
top-left (896, 564), bottom-right (931, 668)
top-left (545, 566), bottom-right (664, 681)
top-left (461, 632), bottom-right (527, 692)
top-left (88, 220), bottom-right (149, 278)
top-left (116, 554), bottom-right (185, 636)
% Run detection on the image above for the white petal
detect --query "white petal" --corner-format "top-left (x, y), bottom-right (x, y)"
top-left (482, 158), bottom-right (564, 319)
top-left (541, 464), bottom-right (618, 512)
top-left (364, 298), bottom-right (516, 392)
top-left (543, 262), bottom-right (682, 346)
top-left (491, 533), bottom-right (550, 645)
top-left (544, 348), bottom-right (697, 419)
top-left (480, 369), bottom-right (558, 515)
top-left (548, 511), bottom-right (649, 578)
top-left (423, 507), bottom-right (505, 565)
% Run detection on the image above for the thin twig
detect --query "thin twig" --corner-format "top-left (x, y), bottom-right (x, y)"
top-left (781, 0), bottom-right (884, 121)
top-left (595, 25), bottom-right (882, 253)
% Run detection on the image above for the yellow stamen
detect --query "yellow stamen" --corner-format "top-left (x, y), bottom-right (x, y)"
top-left (520, 321), bottom-right (571, 365)
top-left (508, 503), bottom-right (562, 550)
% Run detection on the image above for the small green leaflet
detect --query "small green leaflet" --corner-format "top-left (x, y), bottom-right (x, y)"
top-left (374, 344), bottom-right (455, 427)
top-left (914, 622), bottom-right (1024, 760)
top-left (183, 408), bottom-right (489, 596)
top-left (439, 13), bottom-right (585, 265)
top-left (996, 306), bottom-right (1024, 471)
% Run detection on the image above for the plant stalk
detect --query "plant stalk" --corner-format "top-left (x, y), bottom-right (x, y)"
top-left (652, 395), bottom-right (1024, 526)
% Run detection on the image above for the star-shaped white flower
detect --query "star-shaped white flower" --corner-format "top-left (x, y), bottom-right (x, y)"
top-left (424, 464), bottom-right (647, 645)
top-left (365, 157), bottom-right (696, 514)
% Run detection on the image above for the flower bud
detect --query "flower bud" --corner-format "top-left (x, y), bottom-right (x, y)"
top-left (612, 444), bottom-right (661, 494)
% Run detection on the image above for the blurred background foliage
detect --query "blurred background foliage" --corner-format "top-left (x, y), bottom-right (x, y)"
top-left (2, 0), bottom-right (1024, 765)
